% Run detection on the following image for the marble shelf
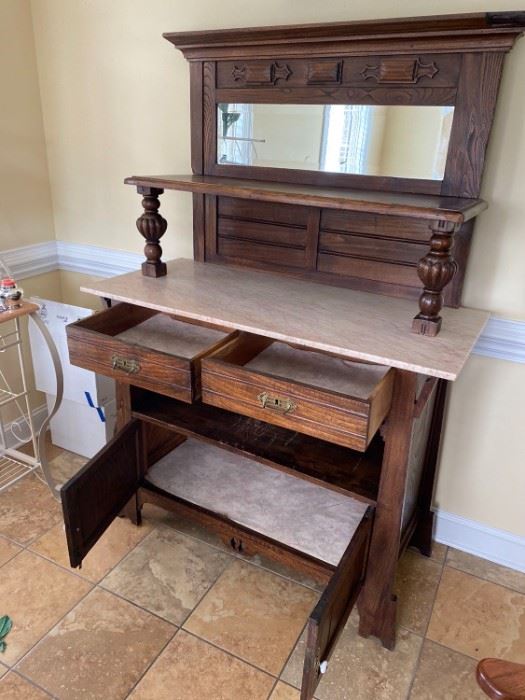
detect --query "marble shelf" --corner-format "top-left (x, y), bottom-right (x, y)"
top-left (81, 258), bottom-right (489, 380)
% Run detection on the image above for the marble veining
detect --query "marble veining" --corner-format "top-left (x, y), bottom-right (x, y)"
top-left (146, 439), bottom-right (368, 566)
top-left (116, 314), bottom-right (228, 357)
top-left (246, 342), bottom-right (390, 396)
top-left (81, 259), bottom-right (489, 380)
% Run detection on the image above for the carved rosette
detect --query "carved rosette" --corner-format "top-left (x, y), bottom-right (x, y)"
top-left (136, 186), bottom-right (167, 277)
top-left (412, 220), bottom-right (458, 336)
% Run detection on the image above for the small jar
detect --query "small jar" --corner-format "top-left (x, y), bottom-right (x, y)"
top-left (0, 278), bottom-right (23, 311)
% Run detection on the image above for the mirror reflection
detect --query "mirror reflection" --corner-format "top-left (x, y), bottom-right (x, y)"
top-left (217, 103), bottom-right (454, 180)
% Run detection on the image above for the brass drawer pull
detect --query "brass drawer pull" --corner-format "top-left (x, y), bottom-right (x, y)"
top-left (111, 355), bottom-right (140, 374)
top-left (258, 391), bottom-right (296, 414)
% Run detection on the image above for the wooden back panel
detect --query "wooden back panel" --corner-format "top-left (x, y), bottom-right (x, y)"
top-left (203, 195), bottom-right (471, 306)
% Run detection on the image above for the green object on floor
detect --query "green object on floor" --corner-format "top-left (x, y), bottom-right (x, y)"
top-left (0, 615), bottom-right (12, 653)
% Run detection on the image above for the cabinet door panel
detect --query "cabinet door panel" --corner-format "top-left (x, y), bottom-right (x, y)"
top-left (301, 510), bottom-right (372, 700)
top-left (61, 420), bottom-right (143, 568)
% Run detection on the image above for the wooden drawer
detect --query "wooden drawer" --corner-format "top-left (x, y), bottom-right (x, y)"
top-left (61, 426), bottom-right (372, 700)
top-left (66, 302), bottom-right (235, 402)
top-left (201, 333), bottom-right (394, 451)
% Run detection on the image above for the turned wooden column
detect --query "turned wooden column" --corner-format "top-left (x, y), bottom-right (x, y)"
top-left (412, 220), bottom-right (459, 337)
top-left (136, 186), bottom-right (167, 277)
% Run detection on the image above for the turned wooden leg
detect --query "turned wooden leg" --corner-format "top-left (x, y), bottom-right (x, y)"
top-left (412, 220), bottom-right (458, 337)
top-left (136, 186), bottom-right (167, 277)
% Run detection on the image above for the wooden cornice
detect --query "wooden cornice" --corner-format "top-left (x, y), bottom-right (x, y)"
top-left (164, 12), bottom-right (525, 59)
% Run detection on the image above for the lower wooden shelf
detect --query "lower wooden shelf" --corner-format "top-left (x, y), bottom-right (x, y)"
top-left (131, 389), bottom-right (383, 503)
top-left (145, 438), bottom-right (369, 567)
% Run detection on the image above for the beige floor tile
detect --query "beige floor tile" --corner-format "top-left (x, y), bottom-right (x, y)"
top-left (242, 551), bottom-right (326, 593)
top-left (0, 536), bottom-right (21, 567)
top-left (130, 630), bottom-right (274, 700)
top-left (18, 434), bottom-right (62, 462)
top-left (409, 639), bottom-right (485, 699)
top-left (102, 526), bottom-right (231, 625)
top-left (0, 672), bottom-right (52, 698)
top-left (142, 503), bottom-right (231, 551)
top-left (270, 681), bottom-right (302, 699)
top-left (185, 559), bottom-right (318, 675)
top-left (30, 517), bottom-right (153, 582)
top-left (427, 567), bottom-right (525, 662)
top-left (48, 450), bottom-right (87, 486)
top-left (0, 662), bottom-right (8, 678)
top-left (0, 476), bottom-right (62, 546)
top-left (282, 613), bottom-right (423, 700)
top-left (409, 542), bottom-right (447, 564)
top-left (144, 504), bottom-right (324, 592)
top-left (447, 548), bottom-right (525, 594)
top-left (395, 550), bottom-right (442, 634)
top-left (18, 588), bottom-right (174, 700)
top-left (0, 550), bottom-right (91, 664)
top-left (429, 542), bottom-right (448, 563)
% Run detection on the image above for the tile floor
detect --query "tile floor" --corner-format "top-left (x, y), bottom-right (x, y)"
top-left (0, 446), bottom-right (524, 699)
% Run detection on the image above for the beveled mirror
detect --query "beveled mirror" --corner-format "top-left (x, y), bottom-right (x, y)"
top-left (217, 103), bottom-right (454, 180)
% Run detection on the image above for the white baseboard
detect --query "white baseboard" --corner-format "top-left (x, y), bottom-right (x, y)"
top-left (434, 509), bottom-right (525, 573)
top-left (1, 240), bottom-right (140, 281)
top-left (1, 404), bottom-right (48, 450)
top-left (1, 241), bottom-right (58, 279)
top-left (55, 241), bottom-right (141, 277)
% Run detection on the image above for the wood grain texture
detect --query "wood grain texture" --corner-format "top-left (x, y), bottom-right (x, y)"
top-left (302, 512), bottom-right (372, 700)
top-left (61, 420), bottom-right (143, 568)
top-left (139, 483), bottom-right (333, 584)
top-left (0, 301), bottom-right (39, 324)
top-left (66, 302), bottom-right (233, 402)
top-left (164, 13), bottom-right (525, 59)
top-left (201, 333), bottom-right (394, 451)
top-left (217, 54), bottom-right (460, 89)
top-left (477, 658), bottom-right (525, 700)
top-left (357, 369), bottom-right (418, 649)
top-left (124, 174), bottom-right (487, 223)
top-left (442, 52), bottom-right (505, 198)
top-left (131, 388), bottom-right (383, 504)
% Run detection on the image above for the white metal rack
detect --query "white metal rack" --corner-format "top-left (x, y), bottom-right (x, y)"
top-left (0, 296), bottom-right (63, 498)
top-left (0, 302), bottom-right (41, 491)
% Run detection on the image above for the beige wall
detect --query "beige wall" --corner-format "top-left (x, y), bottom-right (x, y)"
top-left (0, 1), bottom-right (58, 424)
top-left (2, 0), bottom-right (523, 536)
top-left (0, 0), bottom-right (55, 250)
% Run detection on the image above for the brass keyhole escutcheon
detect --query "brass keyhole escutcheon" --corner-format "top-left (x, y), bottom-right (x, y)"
top-left (230, 537), bottom-right (244, 553)
top-left (111, 355), bottom-right (140, 374)
top-left (258, 391), bottom-right (296, 414)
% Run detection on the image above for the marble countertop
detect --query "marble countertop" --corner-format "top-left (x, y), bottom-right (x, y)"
top-left (81, 258), bottom-right (489, 380)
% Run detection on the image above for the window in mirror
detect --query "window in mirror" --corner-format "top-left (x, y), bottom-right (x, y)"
top-left (217, 103), bottom-right (454, 180)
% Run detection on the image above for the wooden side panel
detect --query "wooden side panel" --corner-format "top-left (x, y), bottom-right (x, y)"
top-left (61, 420), bottom-right (142, 568)
top-left (301, 512), bottom-right (372, 700)
top-left (442, 52), bottom-right (505, 198)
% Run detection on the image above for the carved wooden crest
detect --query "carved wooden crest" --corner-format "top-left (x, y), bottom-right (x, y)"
top-left (361, 57), bottom-right (439, 84)
top-left (232, 61), bottom-right (292, 86)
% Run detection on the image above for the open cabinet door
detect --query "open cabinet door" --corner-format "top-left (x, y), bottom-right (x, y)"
top-left (301, 510), bottom-right (372, 700)
top-left (61, 419), bottom-right (143, 568)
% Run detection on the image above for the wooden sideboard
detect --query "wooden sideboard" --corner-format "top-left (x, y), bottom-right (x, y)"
top-left (60, 12), bottom-right (524, 699)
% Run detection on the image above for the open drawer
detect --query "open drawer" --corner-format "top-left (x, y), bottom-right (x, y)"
top-left (66, 302), bottom-right (235, 402)
top-left (61, 421), bottom-right (373, 700)
top-left (201, 332), bottom-right (394, 451)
